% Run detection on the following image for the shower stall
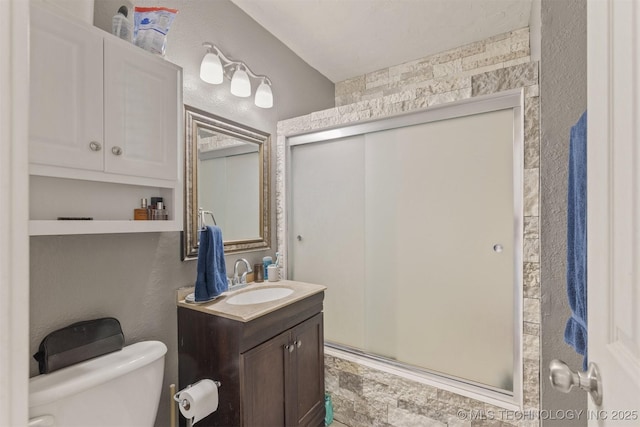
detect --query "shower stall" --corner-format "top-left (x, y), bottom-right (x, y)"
top-left (281, 90), bottom-right (524, 404)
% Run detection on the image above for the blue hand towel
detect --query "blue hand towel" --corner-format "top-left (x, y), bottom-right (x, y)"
top-left (194, 226), bottom-right (228, 302)
top-left (564, 110), bottom-right (588, 370)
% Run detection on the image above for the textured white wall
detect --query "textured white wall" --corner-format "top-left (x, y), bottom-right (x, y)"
top-left (38, 0), bottom-right (94, 23)
top-left (529, 0), bottom-right (541, 62)
top-left (540, 0), bottom-right (587, 425)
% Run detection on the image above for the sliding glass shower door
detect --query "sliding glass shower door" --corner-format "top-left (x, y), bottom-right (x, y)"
top-left (290, 108), bottom-right (517, 393)
top-left (290, 134), bottom-right (367, 349)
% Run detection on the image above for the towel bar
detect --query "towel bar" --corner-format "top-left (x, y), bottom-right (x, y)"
top-left (198, 207), bottom-right (217, 230)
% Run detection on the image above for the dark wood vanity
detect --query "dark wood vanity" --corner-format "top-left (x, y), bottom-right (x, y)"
top-left (177, 286), bottom-right (325, 427)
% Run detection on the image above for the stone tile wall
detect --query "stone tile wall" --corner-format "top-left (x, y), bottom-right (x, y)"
top-left (335, 28), bottom-right (531, 106)
top-left (276, 27), bottom-right (540, 427)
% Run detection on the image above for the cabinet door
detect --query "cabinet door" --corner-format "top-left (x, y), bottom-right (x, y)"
top-left (290, 313), bottom-right (325, 427)
top-left (241, 330), bottom-right (291, 427)
top-left (29, 4), bottom-right (104, 171)
top-left (103, 39), bottom-right (179, 181)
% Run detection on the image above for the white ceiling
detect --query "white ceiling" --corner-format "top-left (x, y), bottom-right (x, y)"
top-left (230, 0), bottom-right (533, 83)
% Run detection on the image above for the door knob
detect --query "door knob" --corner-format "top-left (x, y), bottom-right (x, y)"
top-left (89, 141), bottom-right (102, 152)
top-left (111, 146), bottom-right (123, 156)
top-left (549, 359), bottom-right (603, 405)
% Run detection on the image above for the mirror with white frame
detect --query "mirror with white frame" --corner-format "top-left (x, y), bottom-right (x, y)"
top-left (183, 105), bottom-right (270, 259)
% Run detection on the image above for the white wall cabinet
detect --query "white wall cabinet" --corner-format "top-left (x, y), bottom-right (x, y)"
top-left (29, 3), bottom-right (183, 236)
top-left (103, 38), bottom-right (178, 181)
top-left (29, 4), bottom-right (104, 171)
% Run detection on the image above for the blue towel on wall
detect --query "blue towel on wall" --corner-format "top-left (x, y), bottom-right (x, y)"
top-left (564, 111), bottom-right (588, 370)
top-left (194, 226), bottom-right (228, 302)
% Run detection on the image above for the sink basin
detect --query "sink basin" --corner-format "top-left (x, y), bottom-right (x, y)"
top-left (226, 287), bottom-right (294, 305)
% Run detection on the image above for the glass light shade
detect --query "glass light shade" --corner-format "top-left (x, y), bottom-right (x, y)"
top-left (230, 67), bottom-right (251, 97)
top-left (254, 81), bottom-right (273, 108)
top-left (200, 52), bottom-right (223, 84)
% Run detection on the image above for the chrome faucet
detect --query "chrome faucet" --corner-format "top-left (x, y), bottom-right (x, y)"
top-left (232, 258), bottom-right (253, 287)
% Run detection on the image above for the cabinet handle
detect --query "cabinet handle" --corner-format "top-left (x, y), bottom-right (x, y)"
top-left (111, 146), bottom-right (123, 156)
top-left (296, 340), bottom-right (302, 349)
top-left (285, 344), bottom-right (294, 353)
top-left (89, 141), bottom-right (102, 152)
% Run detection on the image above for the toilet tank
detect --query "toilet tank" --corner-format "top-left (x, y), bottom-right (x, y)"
top-left (29, 340), bottom-right (167, 427)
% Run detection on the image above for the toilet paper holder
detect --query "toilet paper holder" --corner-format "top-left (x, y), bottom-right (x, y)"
top-left (173, 380), bottom-right (221, 427)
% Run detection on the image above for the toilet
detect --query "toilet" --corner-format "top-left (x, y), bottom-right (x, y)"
top-left (29, 340), bottom-right (167, 427)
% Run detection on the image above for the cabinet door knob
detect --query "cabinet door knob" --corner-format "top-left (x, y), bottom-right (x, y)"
top-left (89, 141), bottom-right (102, 152)
top-left (296, 340), bottom-right (302, 348)
top-left (285, 344), bottom-right (294, 353)
top-left (111, 146), bottom-right (123, 156)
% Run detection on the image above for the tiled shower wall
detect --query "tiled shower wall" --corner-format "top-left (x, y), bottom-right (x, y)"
top-left (277, 28), bottom-right (540, 427)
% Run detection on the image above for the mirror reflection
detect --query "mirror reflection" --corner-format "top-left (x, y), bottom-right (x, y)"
top-left (198, 128), bottom-right (260, 240)
top-left (183, 105), bottom-right (270, 260)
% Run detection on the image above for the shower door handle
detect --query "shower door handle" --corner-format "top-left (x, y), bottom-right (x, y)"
top-left (549, 359), bottom-right (603, 405)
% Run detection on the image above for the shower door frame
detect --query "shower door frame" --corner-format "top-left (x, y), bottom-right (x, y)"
top-left (280, 89), bottom-right (524, 408)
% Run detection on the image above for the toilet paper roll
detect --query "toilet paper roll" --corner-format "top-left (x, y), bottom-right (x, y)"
top-left (178, 379), bottom-right (219, 425)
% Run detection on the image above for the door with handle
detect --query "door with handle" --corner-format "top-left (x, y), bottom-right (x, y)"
top-left (103, 38), bottom-right (179, 180)
top-left (29, 4), bottom-right (104, 172)
top-left (288, 313), bottom-right (324, 426)
top-left (241, 330), bottom-right (289, 427)
top-left (551, 1), bottom-right (640, 420)
top-left (579, 0), bottom-right (640, 423)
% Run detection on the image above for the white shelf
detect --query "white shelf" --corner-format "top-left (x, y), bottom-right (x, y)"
top-left (29, 176), bottom-right (183, 236)
top-left (30, 219), bottom-right (181, 236)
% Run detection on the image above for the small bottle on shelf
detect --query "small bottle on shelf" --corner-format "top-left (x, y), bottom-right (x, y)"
top-left (152, 202), bottom-right (169, 220)
top-left (134, 198), bottom-right (149, 220)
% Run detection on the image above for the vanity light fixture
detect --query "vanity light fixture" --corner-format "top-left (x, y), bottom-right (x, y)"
top-left (200, 42), bottom-right (273, 108)
top-left (230, 65), bottom-right (251, 98)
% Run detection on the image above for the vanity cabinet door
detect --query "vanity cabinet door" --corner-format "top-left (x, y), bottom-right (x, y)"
top-left (241, 330), bottom-right (290, 427)
top-left (240, 314), bottom-right (325, 427)
top-left (29, 4), bottom-right (104, 171)
top-left (103, 39), bottom-right (179, 181)
top-left (289, 313), bottom-right (325, 427)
